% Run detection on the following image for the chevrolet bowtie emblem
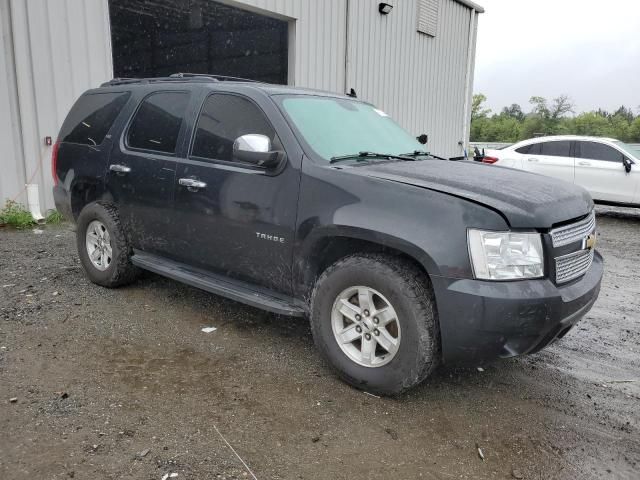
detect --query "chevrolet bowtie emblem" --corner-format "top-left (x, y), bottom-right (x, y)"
top-left (584, 233), bottom-right (596, 250)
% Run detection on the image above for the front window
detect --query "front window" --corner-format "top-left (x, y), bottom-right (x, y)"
top-left (279, 96), bottom-right (423, 161)
top-left (612, 141), bottom-right (640, 160)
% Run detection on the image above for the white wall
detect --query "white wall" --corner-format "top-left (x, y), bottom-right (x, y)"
top-left (0, 0), bottom-right (113, 212)
top-left (0, 0), bottom-right (479, 212)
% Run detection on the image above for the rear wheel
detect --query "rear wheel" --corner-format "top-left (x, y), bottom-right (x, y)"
top-left (76, 202), bottom-right (139, 287)
top-left (310, 254), bottom-right (439, 395)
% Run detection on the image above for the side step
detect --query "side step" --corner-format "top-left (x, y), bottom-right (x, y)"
top-left (131, 251), bottom-right (307, 317)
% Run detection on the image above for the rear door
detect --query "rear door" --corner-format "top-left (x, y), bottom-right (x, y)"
top-left (520, 140), bottom-right (575, 183)
top-left (169, 92), bottom-right (301, 294)
top-left (107, 90), bottom-right (191, 254)
top-left (574, 141), bottom-right (637, 203)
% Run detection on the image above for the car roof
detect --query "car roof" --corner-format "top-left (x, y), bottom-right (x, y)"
top-left (97, 75), bottom-right (355, 100)
top-left (515, 135), bottom-right (620, 145)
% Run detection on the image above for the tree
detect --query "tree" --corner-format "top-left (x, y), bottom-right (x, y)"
top-left (550, 95), bottom-right (574, 119)
top-left (613, 106), bottom-right (634, 123)
top-left (500, 104), bottom-right (524, 122)
top-left (529, 96), bottom-right (550, 118)
top-left (469, 93), bottom-right (640, 143)
top-left (471, 93), bottom-right (491, 121)
top-left (630, 117), bottom-right (640, 142)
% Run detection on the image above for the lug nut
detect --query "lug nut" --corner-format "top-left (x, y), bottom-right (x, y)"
top-left (364, 309), bottom-right (370, 317)
top-left (356, 326), bottom-right (362, 333)
top-left (365, 333), bottom-right (371, 340)
top-left (373, 317), bottom-right (379, 324)
top-left (355, 314), bottom-right (361, 321)
top-left (374, 329), bottom-right (380, 336)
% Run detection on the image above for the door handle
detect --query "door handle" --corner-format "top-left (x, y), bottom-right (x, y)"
top-left (178, 178), bottom-right (207, 191)
top-left (578, 161), bottom-right (591, 166)
top-left (109, 164), bottom-right (131, 174)
top-left (527, 158), bottom-right (539, 163)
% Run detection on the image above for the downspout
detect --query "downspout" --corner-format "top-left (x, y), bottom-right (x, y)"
top-left (344, 0), bottom-right (350, 94)
top-left (461, 8), bottom-right (476, 158)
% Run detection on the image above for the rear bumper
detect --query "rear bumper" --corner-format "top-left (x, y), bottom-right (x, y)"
top-left (53, 185), bottom-right (73, 221)
top-left (432, 251), bottom-right (603, 364)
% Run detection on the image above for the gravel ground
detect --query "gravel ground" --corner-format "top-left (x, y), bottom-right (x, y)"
top-left (1, 205), bottom-right (639, 480)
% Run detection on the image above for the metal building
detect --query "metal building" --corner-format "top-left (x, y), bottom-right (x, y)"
top-left (0, 0), bottom-right (483, 213)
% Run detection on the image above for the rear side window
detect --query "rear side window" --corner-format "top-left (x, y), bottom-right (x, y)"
top-left (191, 94), bottom-right (281, 163)
top-left (577, 141), bottom-right (624, 162)
top-left (59, 92), bottom-right (130, 146)
top-left (519, 142), bottom-right (542, 155)
top-left (540, 141), bottom-right (571, 157)
top-left (127, 92), bottom-right (190, 154)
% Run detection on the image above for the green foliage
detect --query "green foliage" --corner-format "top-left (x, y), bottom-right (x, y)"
top-left (471, 94), bottom-right (640, 143)
top-left (45, 209), bottom-right (65, 224)
top-left (0, 200), bottom-right (36, 228)
top-left (471, 93), bottom-right (491, 121)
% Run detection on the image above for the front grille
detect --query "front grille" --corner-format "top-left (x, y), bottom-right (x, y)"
top-left (550, 211), bottom-right (596, 247)
top-left (555, 248), bottom-right (595, 284)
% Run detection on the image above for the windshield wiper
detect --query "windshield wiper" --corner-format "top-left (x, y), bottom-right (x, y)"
top-left (329, 151), bottom-right (414, 164)
top-left (400, 150), bottom-right (447, 161)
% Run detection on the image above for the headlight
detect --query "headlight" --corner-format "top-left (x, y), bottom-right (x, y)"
top-left (468, 229), bottom-right (544, 280)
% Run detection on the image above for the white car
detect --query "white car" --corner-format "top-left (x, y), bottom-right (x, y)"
top-left (482, 135), bottom-right (640, 206)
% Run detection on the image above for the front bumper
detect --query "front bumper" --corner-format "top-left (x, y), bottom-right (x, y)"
top-left (432, 251), bottom-right (603, 364)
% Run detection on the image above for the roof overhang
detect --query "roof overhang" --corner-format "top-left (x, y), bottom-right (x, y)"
top-left (455, 0), bottom-right (485, 13)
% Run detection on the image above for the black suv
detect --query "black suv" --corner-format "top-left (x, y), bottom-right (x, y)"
top-left (53, 75), bottom-right (603, 395)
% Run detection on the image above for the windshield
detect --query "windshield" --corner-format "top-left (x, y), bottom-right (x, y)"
top-left (280, 96), bottom-right (424, 161)
top-left (612, 141), bottom-right (640, 159)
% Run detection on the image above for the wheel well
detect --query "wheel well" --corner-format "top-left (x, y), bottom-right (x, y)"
top-left (70, 181), bottom-right (104, 220)
top-left (300, 236), bottom-right (431, 299)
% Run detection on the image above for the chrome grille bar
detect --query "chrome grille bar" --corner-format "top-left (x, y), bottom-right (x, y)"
top-left (555, 249), bottom-right (595, 284)
top-left (550, 211), bottom-right (596, 247)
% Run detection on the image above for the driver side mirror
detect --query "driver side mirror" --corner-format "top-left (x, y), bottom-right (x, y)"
top-left (623, 157), bottom-right (633, 173)
top-left (233, 134), bottom-right (283, 168)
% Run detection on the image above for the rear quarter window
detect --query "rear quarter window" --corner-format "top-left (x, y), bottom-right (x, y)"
top-left (517, 143), bottom-right (542, 155)
top-left (59, 92), bottom-right (130, 146)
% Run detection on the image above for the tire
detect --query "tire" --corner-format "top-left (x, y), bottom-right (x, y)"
top-left (76, 202), bottom-right (139, 287)
top-left (310, 253), bottom-right (440, 395)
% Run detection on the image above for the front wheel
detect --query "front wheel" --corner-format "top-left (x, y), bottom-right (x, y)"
top-left (310, 254), bottom-right (440, 395)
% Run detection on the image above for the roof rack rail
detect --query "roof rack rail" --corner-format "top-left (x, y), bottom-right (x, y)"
top-left (170, 72), bottom-right (261, 83)
top-left (101, 73), bottom-right (262, 87)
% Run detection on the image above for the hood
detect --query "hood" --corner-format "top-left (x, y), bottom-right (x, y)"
top-left (350, 160), bottom-right (593, 229)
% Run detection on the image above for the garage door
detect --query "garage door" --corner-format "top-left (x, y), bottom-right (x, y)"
top-left (109, 0), bottom-right (289, 84)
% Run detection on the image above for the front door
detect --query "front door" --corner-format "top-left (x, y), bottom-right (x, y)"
top-left (106, 90), bottom-right (191, 254)
top-left (170, 92), bottom-right (300, 294)
top-left (574, 141), bottom-right (638, 203)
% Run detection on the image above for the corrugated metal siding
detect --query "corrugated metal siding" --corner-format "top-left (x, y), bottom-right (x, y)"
top-left (347, 0), bottom-right (473, 157)
top-left (0, 0), bottom-right (477, 211)
top-left (0, 0), bottom-right (26, 207)
top-left (0, 0), bottom-right (113, 211)
top-left (229, 0), bottom-right (348, 92)
top-left (417, 0), bottom-right (439, 36)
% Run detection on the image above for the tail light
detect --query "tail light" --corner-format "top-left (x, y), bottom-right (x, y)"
top-left (482, 156), bottom-right (499, 164)
top-left (51, 141), bottom-right (60, 186)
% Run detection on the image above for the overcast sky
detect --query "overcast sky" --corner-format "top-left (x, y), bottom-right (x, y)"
top-left (473, 0), bottom-right (640, 115)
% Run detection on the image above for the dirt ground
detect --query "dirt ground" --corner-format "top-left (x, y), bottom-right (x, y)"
top-left (1, 205), bottom-right (639, 480)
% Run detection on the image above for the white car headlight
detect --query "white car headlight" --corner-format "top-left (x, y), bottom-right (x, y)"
top-left (468, 229), bottom-right (544, 280)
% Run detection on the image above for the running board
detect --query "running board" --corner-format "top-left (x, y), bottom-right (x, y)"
top-left (131, 251), bottom-right (307, 317)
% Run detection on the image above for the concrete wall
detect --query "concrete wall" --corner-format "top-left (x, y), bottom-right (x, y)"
top-left (0, 0), bottom-right (480, 212)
